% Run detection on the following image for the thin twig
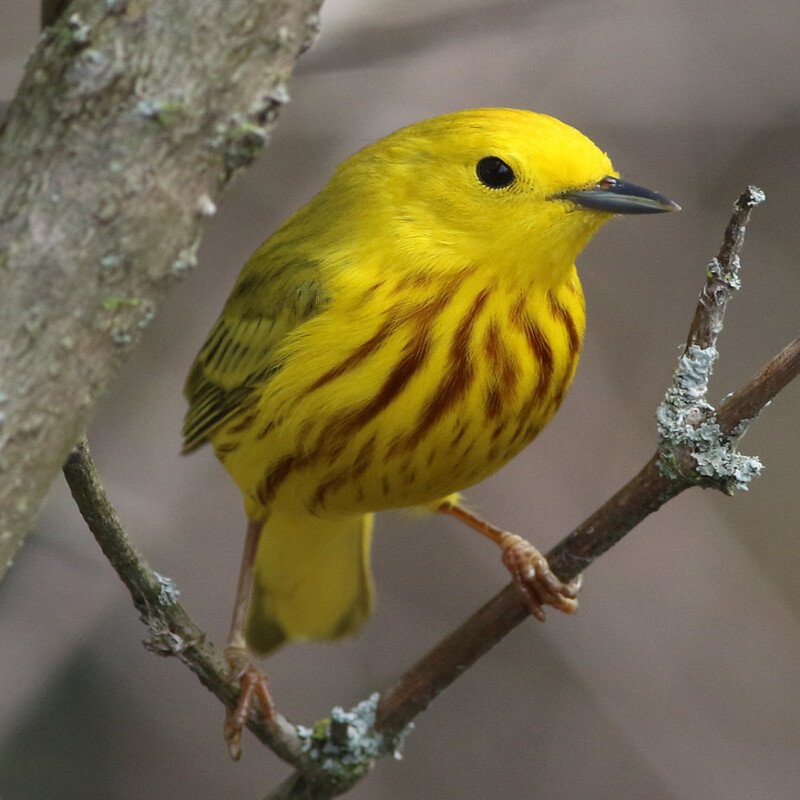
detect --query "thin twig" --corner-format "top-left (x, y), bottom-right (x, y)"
top-left (685, 186), bottom-right (765, 351)
top-left (717, 335), bottom-right (800, 438)
top-left (62, 439), bottom-right (322, 777)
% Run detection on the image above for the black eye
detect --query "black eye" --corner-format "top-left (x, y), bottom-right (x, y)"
top-left (476, 156), bottom-right (515, 189)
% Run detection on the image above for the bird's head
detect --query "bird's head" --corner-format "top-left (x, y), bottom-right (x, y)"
top-left (331, 108), bottom-right (678, 286)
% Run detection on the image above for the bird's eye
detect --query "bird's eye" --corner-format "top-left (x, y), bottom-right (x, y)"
top-left (476, 156), bottom-right (515, 189)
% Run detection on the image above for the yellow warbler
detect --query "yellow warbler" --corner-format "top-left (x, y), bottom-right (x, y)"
top-left (183, 108), bottom-right (678, 754)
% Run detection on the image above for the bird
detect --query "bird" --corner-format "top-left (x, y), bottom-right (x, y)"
top-left (182, 107), bottom-right (679, 756)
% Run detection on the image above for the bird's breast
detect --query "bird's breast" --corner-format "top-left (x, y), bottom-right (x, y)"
top-left (216, 267), bottom-right (585, 517)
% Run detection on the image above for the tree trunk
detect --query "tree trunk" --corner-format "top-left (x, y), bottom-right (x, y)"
top-left (0, 0), bottom-right (323, 578)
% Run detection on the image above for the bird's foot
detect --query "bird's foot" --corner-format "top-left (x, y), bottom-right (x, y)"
top-left (223, 645), bottom-right (276, 760)
top-left (498, 532), bottom-right (582, 621)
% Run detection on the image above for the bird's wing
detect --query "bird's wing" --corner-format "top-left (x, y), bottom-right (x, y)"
top-left (182, 251), bottom-right (328, 453)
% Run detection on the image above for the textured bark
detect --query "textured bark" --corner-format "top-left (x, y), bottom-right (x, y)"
top-left (0, 0), bottom-right (323, 577)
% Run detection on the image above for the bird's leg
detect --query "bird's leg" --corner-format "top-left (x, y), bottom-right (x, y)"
top-left (223, 517), bottom-right (275, 760)
top-left (437, 498), bottom-right (582, 621)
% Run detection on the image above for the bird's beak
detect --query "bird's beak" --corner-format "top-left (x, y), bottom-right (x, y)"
top-left (560, 177), bottom-right (681, 215)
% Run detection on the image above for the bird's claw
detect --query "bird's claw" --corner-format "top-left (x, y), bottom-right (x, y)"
top-left (499, 532), bottom-right (582, 621)
top-left (224, 645), bottom-right (276, 761)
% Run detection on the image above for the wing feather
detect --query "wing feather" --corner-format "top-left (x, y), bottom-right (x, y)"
top-left (182, 249), bottom-right (328, 453)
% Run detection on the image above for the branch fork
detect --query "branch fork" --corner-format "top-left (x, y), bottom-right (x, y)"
top-left (656, 185), bottom-right (767, 495)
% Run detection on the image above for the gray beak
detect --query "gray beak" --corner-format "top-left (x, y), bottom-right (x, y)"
top-left (561, 177), bottom-right (681, 214)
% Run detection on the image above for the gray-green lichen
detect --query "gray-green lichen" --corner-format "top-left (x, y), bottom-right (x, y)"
top-left (707, 256), bottom-right (742, 291)
top-left (102, 295), bottom-right (141, 312)
top-left (100, 253), bottom-right (124, 270)
top-left (739, 186), bottom-right (766, 208)
top-left (196, 195), bottom-right (217, 217)
top-left (266, 81), bottom-right (291, 105)
top-left (154, 571), bottom-right (180, 605)
top-left (111, 329), bottom-right (133, 348)
top-left (729, 417), bottom-right (757, 439)
top-left (214, 113), bottom-right (269, 173)
top-left (66, 13), bottom-right (92, 46)
top-left (170, 241), bottom-right (199, 278)
top-left (136, 302), bottom-right (157, 331)
top-left (295, 694), bottom-right (406, 788)
top-left (136, 99), bottom-right (187, 126)
top-left (657, 344), bottom-right (763, 493)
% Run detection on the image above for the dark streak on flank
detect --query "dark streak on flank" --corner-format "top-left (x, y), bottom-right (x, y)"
top-left (362, 281), bottom-right (385, 301)
top-left (304, 267), bottom-right (475, 400)
top-left (546, 289), bottom-right (583, 417)
top-left (401, 288), bottom-right (491, 451)
top-left (485, 386), bottom-right (503, 418)
top-left (451, 419), bottom-right (469, 448)
top-left (506, 295), bottom-right (556, 448)
top-left (306, 318), bottom-right (395, 394)
top-left (256, 419), bottom-right (277, 441)
top-left (328, 286), bottom-right (456, 443)
top-left (512, 299), bottom-right (554, 402)
top-left (293, 419), bottom-right (317, 452)
top-left (322, 438), bottom-right (350, 465)
top-left (549, 381), bottom-right (569, 415)
top-left (311, 434), bottom-right (376, 512)
top-left (547, 290), bottom-right (582, 361)
top-left (347, 330), bottom-right (431, 429)
top-left (227, 412), bottom-right (258, 435)
top-left (392, 271), bottom-right (436, 293)
top-left (483, 319), bottom-right (519, 418)
top-left (257, 455), bottom-right (298, 507)
top-left (525, 421), bottom-right (542, 441)
top-left (392, 264), bottom-right (476, 296)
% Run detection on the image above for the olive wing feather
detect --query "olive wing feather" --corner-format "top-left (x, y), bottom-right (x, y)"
top-left (182, 253), bottom-right (327, 453)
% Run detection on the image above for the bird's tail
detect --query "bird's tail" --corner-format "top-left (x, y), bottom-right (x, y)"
top-left (245, 509), bottom-right (375, 655)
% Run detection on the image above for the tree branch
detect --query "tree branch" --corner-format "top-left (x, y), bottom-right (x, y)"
top-left (717, 336), bottom-right (800, 438)
top-left (0, 0), bottom-right (323, 579)
top-left (62, 437), bottom-right (330, 779)
top-left (685, 187), bottom-right (764, 351)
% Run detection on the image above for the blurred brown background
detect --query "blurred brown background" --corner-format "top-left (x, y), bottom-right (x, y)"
top-left (1, 1), bottom-right (798, 798)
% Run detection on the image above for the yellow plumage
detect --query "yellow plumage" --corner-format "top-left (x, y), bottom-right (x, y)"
top-left (184, 108), bottom-right (676, 657)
